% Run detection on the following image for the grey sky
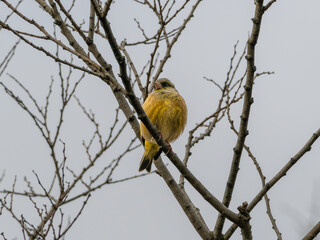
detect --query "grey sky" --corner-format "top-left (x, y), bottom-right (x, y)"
top-left (1, 0), bottom-right (320, 239)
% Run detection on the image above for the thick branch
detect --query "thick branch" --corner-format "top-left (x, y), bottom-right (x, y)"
top-left (225, 128), bottom-right (320, 237)
top-left (302, 221), bottom-right (320, 240)
top-left (153, 158), bottom-right (211, 240)
top-left (214, 0), bottom-right (265, 236)
top-left (248, 128), bottom-right (320, 211)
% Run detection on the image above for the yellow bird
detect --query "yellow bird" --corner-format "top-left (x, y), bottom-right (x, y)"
top-left (139, 78), bottom-right (187, 172)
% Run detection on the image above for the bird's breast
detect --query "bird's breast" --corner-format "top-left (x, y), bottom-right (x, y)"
top-left (140, 89), bottom-right (187, 143)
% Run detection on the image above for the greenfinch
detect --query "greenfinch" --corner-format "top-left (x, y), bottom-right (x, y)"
top-left (139, 78), bottom-right (187, 172)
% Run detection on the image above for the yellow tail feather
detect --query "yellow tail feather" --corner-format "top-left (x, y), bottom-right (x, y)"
top-left (139, 141), bottom-right (160, 172)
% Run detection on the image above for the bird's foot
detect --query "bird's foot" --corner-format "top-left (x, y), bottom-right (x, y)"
top-left (157, 132), bottom-right (172, 154)
top-left (157, 131), bottom-right (163, 141)
top-left (165, 142), bottom-right (172, 155)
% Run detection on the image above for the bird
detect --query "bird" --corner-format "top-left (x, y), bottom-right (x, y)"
top-left (139, 78), bottom-right (187, 172)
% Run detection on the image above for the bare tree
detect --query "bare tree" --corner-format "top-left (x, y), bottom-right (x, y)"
top-left (0, 0), bottom-right (319, 240)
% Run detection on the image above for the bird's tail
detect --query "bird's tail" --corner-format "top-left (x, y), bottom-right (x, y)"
top-left (139, 141), bottom-right (160, 172)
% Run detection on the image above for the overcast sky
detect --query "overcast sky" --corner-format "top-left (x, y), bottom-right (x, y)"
top-left (1, 0), bottom-right (320, 239)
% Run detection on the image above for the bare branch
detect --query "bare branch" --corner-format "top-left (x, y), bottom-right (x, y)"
top-left (263, 0), bottom-right (277, 12)
top-left (1, 0), bottom-right (23, 24)
top-left (57, 194), bottom-right (91, 239)
top-left (238, 202), bottom-right (253, 240)
top-left (226, 128), bottom-right (320, 237)
top-left (249, 128), bottom-right (320, 211)
top-left (0, 40), bottom-right (20, 77)
top-left (302, 221), bottom-right (320, 240)
top-left (151, 0), bottom-right (203, 90)
top-left (153, 157), bottom-right (211, 239)
top-left (203, 77), bottom-right (223, 91)
top-left (102, 0), bottom-right (113, 18)
top-left (0, 171), bottom-right (5, 184)
top-left (119, 42), bottom-right (145, 97)
top-left (214, 0), bottom-right (267, 236)
top-left (226, 103), bottom-right (282, 239)
top-left (180, 42), bottom-right (247, 187)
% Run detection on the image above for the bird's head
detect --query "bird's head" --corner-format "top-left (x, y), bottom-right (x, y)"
top-left (154, 78), bottom-right (175, 90)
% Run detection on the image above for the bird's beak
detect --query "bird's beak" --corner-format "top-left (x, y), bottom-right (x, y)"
top-left (155, 81), bottom-right (162, 90)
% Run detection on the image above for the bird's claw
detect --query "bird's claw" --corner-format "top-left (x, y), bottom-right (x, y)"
top-left (165, 143), bottom-right (172, 155)
top-left (157, 131), bottom-right (162, 141)
top-left (157, 131), bottom-right (171, 154)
